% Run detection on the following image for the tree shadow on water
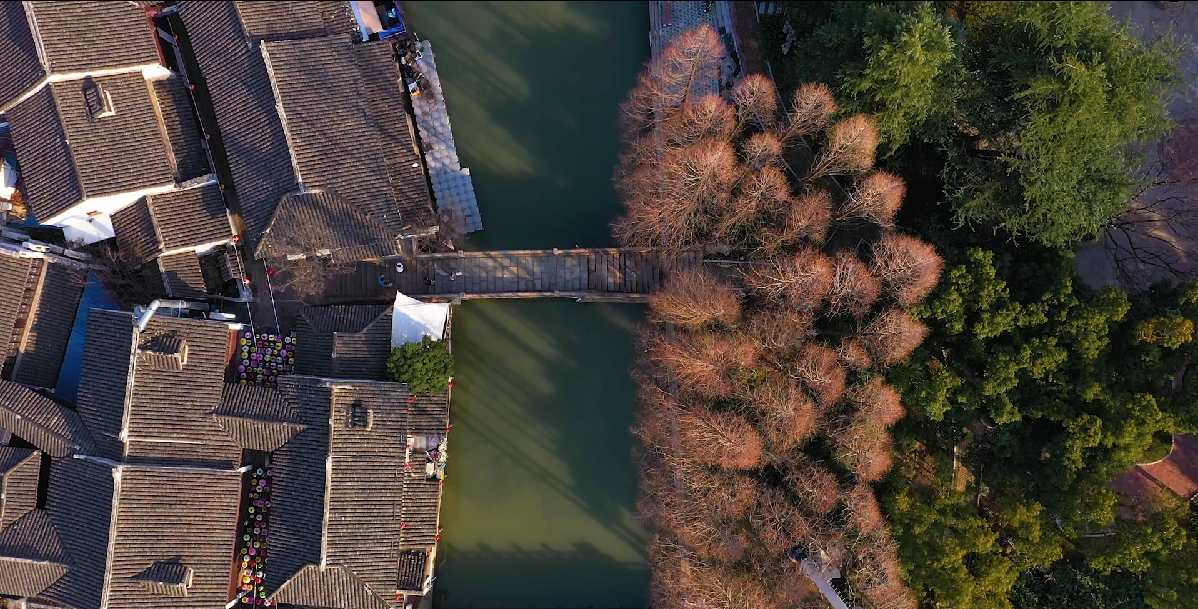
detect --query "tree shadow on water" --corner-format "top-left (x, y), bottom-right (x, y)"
top-left (401, 1), bottom-right (650, 250)
top-left (434, 543), bottom-right (650, 609)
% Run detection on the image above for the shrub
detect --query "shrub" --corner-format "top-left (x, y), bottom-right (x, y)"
top-left (386, 336), bottom-right (454, 394)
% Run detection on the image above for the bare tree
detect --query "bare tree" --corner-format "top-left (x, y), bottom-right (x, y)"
top-left (782, 83), bottom-right (838, 145)
top-left (741, 131), bottom-right (784, 169)
top-left (679, 409), bottom-right (764, 470)
top-left (759, 189), bottom-right (834, 256)
top-left (730, 74), bottom-right (779, 130)
top-left (664, 93), bottom-right (737, 147)
top-left (850, 531), bottom-right (917, 609)
top-left (843, 483), bottom-right (885, 534)
top-left (860, 309), bottom-right (930, 365)
top-left (838, 337), bottom-right (873, 370)
top-left (90, 243), bottom-right (158, 308)
top-left (745, 307), bottom-right (814, 364)
top-left (744, 248), bottom-right (834, 310)
top-left (649, 266), bottom-right (741, 329)
top-left (834, 417), bottom-right (894, 482)
top-left (808, 115), bottom-right (879, 180)
top-left (718, 165), bottom-right (792, 249)
top-left (751, 488), bottom-right (815, 556)
top-left (615, 139), bottom-right (738, 249)
top-left (620, 24), bottom-right (724, 139)
top-left (1103, 120), bottom-right (1198, 289)
top-left (655, 24), bottom-right (724, 109)
top-left (646, 329), bottom-right (756, 399)
top-left (871, 232), bottom-right (944, 307)
top-left (826, 251), bottom-right (882, 318)
top-left (790, 343), bottom-right (847, 407)
top-left (849, 378), bottom-right (905, 427)
top-left (269, 256), bottom-right (356, 301)
top-left (754, 375), bottom-right (819, 450)
top-left (787, 461), bottom-right (841, 515)
top-left (837, 171), bottom-right (905, 227)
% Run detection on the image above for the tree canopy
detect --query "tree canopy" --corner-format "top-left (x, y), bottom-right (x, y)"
top-left (762, 0), bottom-right (1180, 246)
top-left (883, 239), bottom-right (1198, 608)
top-left (386, 336), bottom-right (454, 394)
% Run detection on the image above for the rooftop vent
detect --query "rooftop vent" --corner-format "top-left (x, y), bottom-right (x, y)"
top-left (132, 561), bottom-right (193, 597)
top-left (82, 78), bottom-right (115, 119)
top-left (346, 401), bottom-right (372, 430)
top-left (136, 334), bottom-right (188, 371)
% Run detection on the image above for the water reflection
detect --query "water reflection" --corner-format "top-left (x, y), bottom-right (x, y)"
top-left (403, 1), bottom-right (649, 250)
top-left (402, 3), bottom-right (651, 605)
top-left (438, 301), bottom-right (648, 608)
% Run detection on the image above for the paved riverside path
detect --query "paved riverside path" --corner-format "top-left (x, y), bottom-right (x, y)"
top-left (320, 248), bottom-right (701, 304)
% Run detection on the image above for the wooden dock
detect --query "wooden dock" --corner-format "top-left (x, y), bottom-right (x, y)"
top-left (320, 248), bottom-right (700, 304)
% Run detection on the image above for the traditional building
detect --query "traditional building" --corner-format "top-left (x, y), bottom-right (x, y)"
top-left (0, 2), bottom-right (222, 244)
top-left (0, 309), bottom-right (447, 608)
top-left (0, 241), bottom-right (88, 390)
top-left (177, 1), bottom-right (435, 261)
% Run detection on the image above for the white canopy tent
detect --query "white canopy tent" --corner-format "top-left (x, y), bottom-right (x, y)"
top-left (391, 291), bottom-right (450, 347)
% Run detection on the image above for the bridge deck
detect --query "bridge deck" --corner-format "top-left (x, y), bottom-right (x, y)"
top-left (319, 248), bottom-right (699, 304)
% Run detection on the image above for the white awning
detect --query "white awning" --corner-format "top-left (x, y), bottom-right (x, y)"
top-left (391, 291), bottom-right (450, 346)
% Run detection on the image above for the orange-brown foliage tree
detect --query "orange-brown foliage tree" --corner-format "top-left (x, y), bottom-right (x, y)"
top-left (850, 378), bottom-right (905, 426)
top-left (827, 251), bottom-right (882, 318)
top-left (860, 309), bottom-right (930, 365)
top-left (871, 232), bottom-right (944, 306)
top-left (744, 248), bottom-right (834, 310)
top-left (648, 266), bottom-right (741, 329)
top-left (620, 26), bottom-right (937, 607)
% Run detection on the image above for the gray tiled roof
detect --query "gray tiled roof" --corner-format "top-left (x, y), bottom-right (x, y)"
top-left (8, 73), bottom-right (175, 221)
top-left (75, 309), bottom-right (136, 461)
top-left (0, 2), bottom-right (42, 109)
top-left (267, 377), bottom-right (447, 608)
top-left (180, 1), bottom-right (432, 249)
top-left (112, 182), bottom-right (232, 265)
top-left (325, 382), bottom-right (407, 598)
top-left (177, 1), bottom-right (298, 246)
top-left (42, 457), bottom-right (114, 609)
top-left (264, 377), bottom-right (332, 595)
top-left (0, 2), bottom-right (160, 109)
top-left (261, 36), bottom-right (404, 231)
top-left (255, 191), bottom-right (397, 264)
top-left (397, 550), bottom-right (428, 593)
top-left (157, 251), bottom-right (208, 299)
top-left (104, 466), bottom-right (242, 609)
top-left (124, 317), bottom-right (239, 464)
top-left (0, 379), bottom-right (94, 457)
top-left (235, 1), bottom-right (358, 41)
top-left (12, 261), bottom-right (87, 389)
top-left (50, 74), bottom-right (174, 200)
top-left (24, 1), bottom-right (160, 77)
top-left (294, 305), bottom-right (392, 380)
top-left (0, 252), bottom-right (36, 373)
top-left (151, 75), bottom-right (211, 183)
top-left (111, 197), bottom-right (161, 264)
top-left (0, 448), bottom-right (41, 530)
top-left (214, 384), bottom-right (307, 451)
top-left (270, 565), bottom-right (389, 609)
top-left (352, 42), bottom-right (436, 228)
top-left (4, 87), bottom-right (81, 219)
top-left (150, 183), bottom-right (230, 251)
top-left (0, 509), bottom-right (69, 598)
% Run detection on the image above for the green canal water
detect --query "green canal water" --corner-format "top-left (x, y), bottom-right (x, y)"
top-left (401, 2), bottom-right (651, 607)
